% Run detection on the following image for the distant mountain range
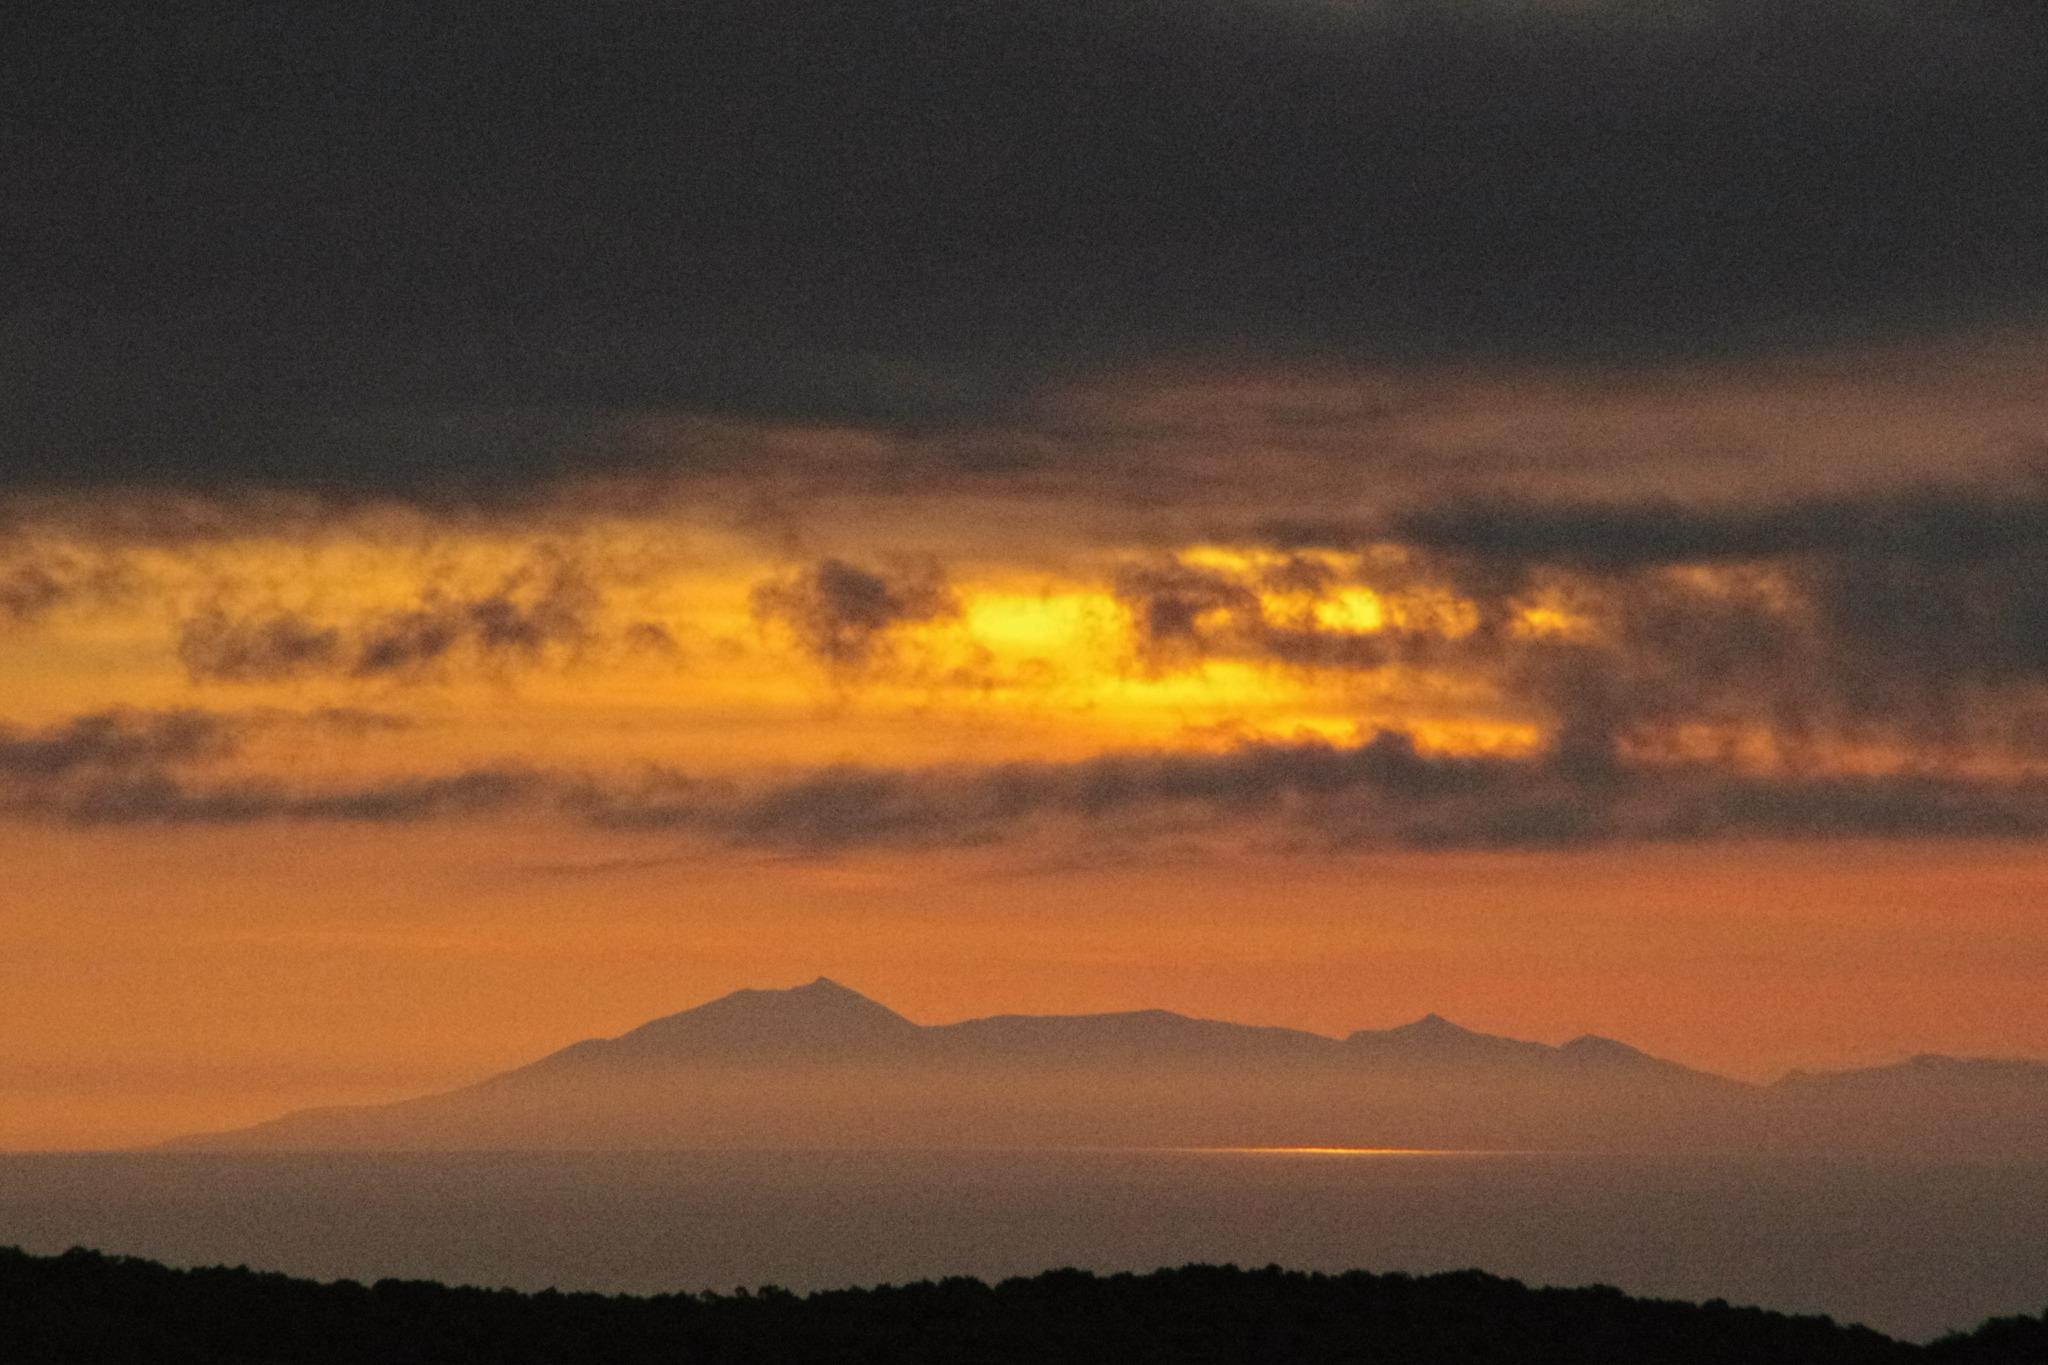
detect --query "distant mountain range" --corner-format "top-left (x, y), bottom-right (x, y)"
top-left (162, 979), bottom-right (2048, 1154)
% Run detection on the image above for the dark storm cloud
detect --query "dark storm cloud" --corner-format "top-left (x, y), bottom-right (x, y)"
top-left (0, 703), bottom-right (504, 824)
top-left (0, 560), bottom-right (80, 622)
top-left (0, 541), bottom-right (132, 625)
top-left (1344, 484), bottom-right (2048, 570)
top-left (1236, 483), bottom-right (2048, 760)
top-left (176, 557), bottom-right (606, 682)
top-left (0, 562), bottom-right (69, 622)
top-left (6, 0), bottom-right (2046, 496)
top-left (734, 730), bottom-right (1642, 851)
top-left (426, 737), bottom-right (2048, 850)
top-left (0, 710), bottom-right (235, 776)
top-left (178, 612), bottom-right (345, 683)
top-left (47, 767), bottom-right (542, 827)
top-left (1112, 550), bottom-right (1468, 673)
top-left (566, 732), bottom-right (1537, 848)
top-left (18, 724), bottom-right (2044, 851)
top-left (1403, 488), bottom-right (2048, 696)
top-left (751, 559), bottom-right (956, 668)
top-left (0, 712), bottom-right (411, 785)
top-left (1111, 562), bottom-right (1265, 659)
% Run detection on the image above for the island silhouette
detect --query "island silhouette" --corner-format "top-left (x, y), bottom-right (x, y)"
top-left (161, 978), bottom-right (2048, 1155)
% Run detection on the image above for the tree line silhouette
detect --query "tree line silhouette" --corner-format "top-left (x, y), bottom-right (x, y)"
top-left (2, 1246), bottom-right (2043, 1364)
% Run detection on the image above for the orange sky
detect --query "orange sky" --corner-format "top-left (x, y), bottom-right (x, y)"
top-left (7, 817), bottom-right (2047, 1149)
top-left (5, 348), bottom-right (2048, 1150)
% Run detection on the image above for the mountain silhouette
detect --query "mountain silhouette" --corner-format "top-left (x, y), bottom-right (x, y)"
top-left (159, 981), bottom-right (2048, 1154)
top-left (518, 977), bottom-right (929, 1072)
top-left (1776, 1054), bottom-right (2048, 1092)
top-left (929, 1008), bottom-right (1335, 1063)
top-left (1765, 1053), bottom-right (2048, 1153)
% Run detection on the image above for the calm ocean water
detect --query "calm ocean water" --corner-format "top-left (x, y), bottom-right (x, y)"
top-left (1, 1150), bottom-right (2043, 1341)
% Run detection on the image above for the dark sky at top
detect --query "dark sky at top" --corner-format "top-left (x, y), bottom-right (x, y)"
top-left (5, 0), bottom-right (2046, 495)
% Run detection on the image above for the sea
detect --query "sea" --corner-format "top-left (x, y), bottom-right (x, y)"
top-left (1, 1150), bottom-right (2043, 1342)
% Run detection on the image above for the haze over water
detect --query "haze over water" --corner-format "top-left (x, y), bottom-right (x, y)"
top-left (3, 1149), bottom-right (2043, 1344)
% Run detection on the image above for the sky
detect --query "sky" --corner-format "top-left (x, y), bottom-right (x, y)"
top-left (5, 0), bottom-right (2048, 1148)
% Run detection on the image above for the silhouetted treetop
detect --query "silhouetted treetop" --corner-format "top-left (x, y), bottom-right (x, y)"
top-left (8, 1245), bottom-right (2042, 1364)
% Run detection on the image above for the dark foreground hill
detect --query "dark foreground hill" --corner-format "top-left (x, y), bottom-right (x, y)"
top-left (4, 1247), bottom-right (2043, 1365)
